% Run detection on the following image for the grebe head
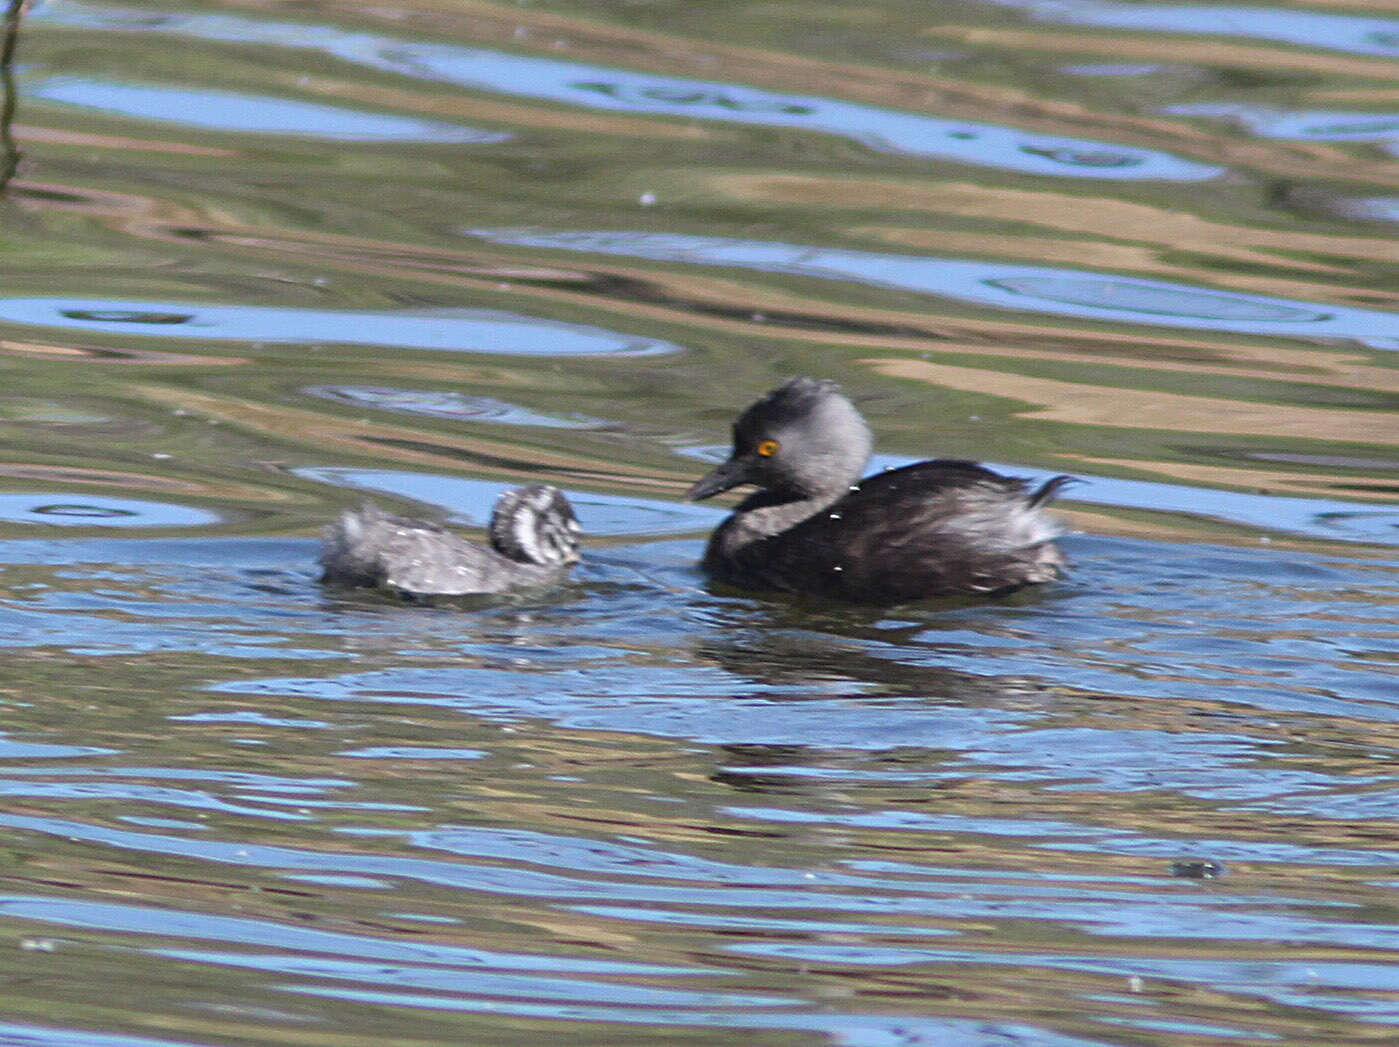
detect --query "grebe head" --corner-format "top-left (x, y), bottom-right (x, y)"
top-left (489, 484), bottom-right (582, 566)
top-left (687, 377), bottom-right (873, 502)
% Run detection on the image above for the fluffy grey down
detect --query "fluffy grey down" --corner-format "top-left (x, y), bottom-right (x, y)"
top-left (320, 484), bottom-right (580, 596)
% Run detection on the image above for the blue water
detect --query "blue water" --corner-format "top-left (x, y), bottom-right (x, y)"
top-left (981, 0), bottom-right (1399, 58)
top-left (468, 228), bottom-right (1399, 348)
top-left (34, 1), bottom-right (1223, 180)
top-left (27, 77), bottom-right (513, 143)
top-left (0, 299), bottom-right (680, 354)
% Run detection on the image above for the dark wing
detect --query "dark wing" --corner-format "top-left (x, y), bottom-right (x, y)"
top-left (721, 460), bottom-right (1069, 602)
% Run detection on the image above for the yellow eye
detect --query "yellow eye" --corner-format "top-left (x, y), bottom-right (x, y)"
top-left (756, 439), bottom-right (780, 457)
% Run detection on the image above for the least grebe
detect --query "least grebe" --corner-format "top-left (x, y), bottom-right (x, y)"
top-left (320, 484), bottom-right (581, 596)
top-left (686, 377), bottom-right (1072, 603)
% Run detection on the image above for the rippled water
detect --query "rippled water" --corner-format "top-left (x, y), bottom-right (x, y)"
top-left (1, 1), bottom-right (1397, 1045)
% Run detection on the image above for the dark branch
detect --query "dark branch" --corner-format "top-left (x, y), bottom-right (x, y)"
top-left (0, 0), bottom-right (25, 191)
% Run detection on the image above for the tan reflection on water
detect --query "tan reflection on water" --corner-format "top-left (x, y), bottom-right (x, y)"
top-left (932, 23), bottom-right (1399, 83)
top-left (131, 383), bottom-right (688, 496)
top-left (1, 337), bottom-right (246, 366)
top-left (720, 176), bottom-right (1399, 286)
top-left (9, 170), bottom-right (1397, 542)
top-left (0, 462), bottom-right (288, 502)
top-left (12, 123), bottom-right (237, 157)
top-left (866, 357), bottom-right (1399, 446)
top-left (276, 73), bottom-right (713, 142)
top-left (307, 0), bottom-right (1399, 188)
top-left (1076, 455), bottom-right (1399, 502)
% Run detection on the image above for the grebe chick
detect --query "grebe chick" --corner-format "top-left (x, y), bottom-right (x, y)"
top-left (686, 377), bottom-right (1072, 603)
top-left (320, 484), bottom-right (580, 596)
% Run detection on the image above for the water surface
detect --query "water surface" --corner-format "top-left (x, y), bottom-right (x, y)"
top-left (0, 1), bottom-right (1397, 1046)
